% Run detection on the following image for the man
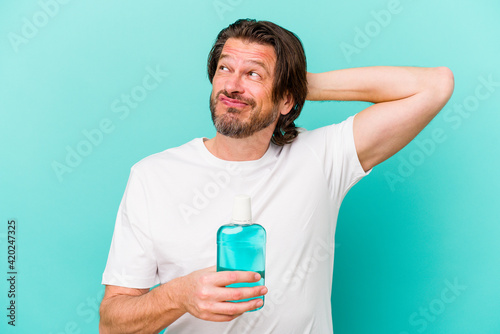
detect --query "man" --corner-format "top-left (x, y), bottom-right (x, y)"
top-left (99, 19), bottom-right (454, 333)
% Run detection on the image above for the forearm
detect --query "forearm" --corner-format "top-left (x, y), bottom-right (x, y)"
top-left (306, 66), bottom-right (451, 103)
top-left (99, 278), bottom-right (185, 334)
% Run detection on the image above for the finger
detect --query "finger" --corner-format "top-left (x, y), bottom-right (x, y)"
top-left (211, 298), bottom-right (264, 316)
top-left (212, 270), bottom-right (262, 286)
top-left (216, 285), bottom-right (268, 302)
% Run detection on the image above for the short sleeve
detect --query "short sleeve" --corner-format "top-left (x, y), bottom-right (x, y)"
top-left (102, 166), bottom-right (159, 289)
top-left (302, 114), bottom-right (371, 202)
top-left (327, 114), bottom-right (371, 200)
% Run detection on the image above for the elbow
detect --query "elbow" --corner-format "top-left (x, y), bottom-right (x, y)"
top-left (438, 66), bottom-right (454, 90)
top-left (434, 66), bottom-right (455, 103)
top-left (99, 304), bottom-right (110, 334)
top-left (99, 322), bottom-right (109, 334)
top-left (99, 300), bottom-right (117, 334)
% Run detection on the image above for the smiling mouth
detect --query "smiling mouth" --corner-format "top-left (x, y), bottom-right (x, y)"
top-left (219, 95), bottom-right (249, 108)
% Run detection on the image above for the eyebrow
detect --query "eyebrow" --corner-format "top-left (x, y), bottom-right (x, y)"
top-left (218, 54), bottom-right (270, 76)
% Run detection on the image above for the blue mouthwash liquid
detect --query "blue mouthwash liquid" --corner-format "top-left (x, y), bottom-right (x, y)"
top-left (217, 195), bottom-right (266, 311)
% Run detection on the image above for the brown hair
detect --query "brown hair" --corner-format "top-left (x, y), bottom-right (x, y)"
top-left (207, 19), bottom-right (307, 146)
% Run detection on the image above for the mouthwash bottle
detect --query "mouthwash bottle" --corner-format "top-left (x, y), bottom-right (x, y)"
top-left (217, 194), bottom-right (266, 310)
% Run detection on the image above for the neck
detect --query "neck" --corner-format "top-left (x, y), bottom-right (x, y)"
top-left (204, 128), bottom-right (274, 161)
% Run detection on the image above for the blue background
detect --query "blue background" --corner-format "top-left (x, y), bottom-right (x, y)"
top-left (1, 0), bottom-right (499, 333)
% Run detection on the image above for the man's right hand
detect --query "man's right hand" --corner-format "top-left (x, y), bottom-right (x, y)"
top-left (100, 266), bottom-right (267, 333)
top-left (177, 266), bottom-right (268, 322)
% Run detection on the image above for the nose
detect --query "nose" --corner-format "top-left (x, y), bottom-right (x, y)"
top-left (224, 72), bottom-right (244, 95)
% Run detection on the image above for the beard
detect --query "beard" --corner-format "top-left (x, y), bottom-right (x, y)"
top-left (210, 90), bottom-right (279, 139)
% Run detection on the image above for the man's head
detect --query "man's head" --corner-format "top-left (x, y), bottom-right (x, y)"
top-left (207, 19), bottom-right (307, 146)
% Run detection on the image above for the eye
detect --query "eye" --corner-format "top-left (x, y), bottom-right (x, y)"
top-left (219, 65), bottom-right (229, 71)
top-left (249, 71), bottom-right (260, 78)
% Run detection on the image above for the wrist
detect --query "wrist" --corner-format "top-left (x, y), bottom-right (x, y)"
top-left (159, 276), bottom-right (188, 316)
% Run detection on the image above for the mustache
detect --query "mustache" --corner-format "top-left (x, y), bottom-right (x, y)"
top-left (216, 90), bottom-right (256, 108)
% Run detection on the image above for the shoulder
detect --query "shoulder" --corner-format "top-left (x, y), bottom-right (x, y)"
top-left (292, 116), bottom-right (355, 147)
top-left (131, 138), bottom-right (202, 175)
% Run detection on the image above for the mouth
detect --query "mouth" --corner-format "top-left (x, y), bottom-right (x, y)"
top-left (219, 94), bottom-right (249, 108)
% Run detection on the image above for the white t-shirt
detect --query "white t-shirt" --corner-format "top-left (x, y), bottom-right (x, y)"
top-left (102, 115), bottom-right (370, 333)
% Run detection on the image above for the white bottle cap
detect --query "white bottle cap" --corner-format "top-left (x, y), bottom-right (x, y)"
top-left (232, 194), bottom-right (252, 223)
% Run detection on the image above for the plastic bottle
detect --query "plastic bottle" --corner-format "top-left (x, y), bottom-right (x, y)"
top-left (217, 194), bottom-right (266, 310)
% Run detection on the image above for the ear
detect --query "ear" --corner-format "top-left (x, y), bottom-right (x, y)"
top-left (279, 92), bottom-right (295, 116)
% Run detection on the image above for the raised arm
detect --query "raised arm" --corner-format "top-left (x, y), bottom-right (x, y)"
top-left (307, 66), bottom-right (454, 171)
